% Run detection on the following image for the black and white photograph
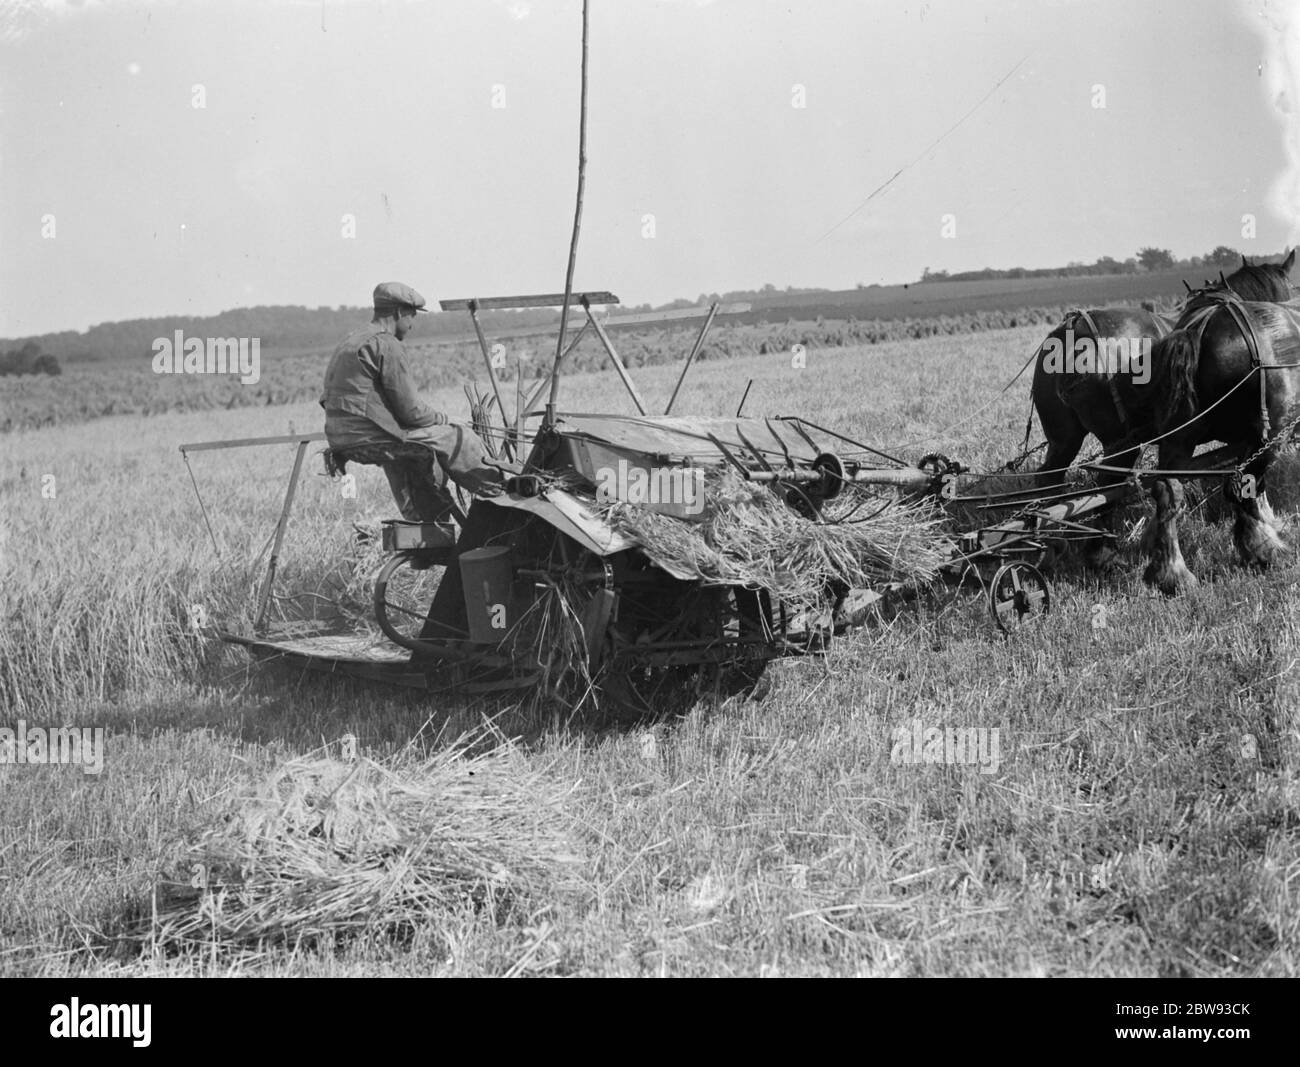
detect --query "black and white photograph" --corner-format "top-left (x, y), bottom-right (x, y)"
top-left (1, 0), bottom-right (1297, 1003)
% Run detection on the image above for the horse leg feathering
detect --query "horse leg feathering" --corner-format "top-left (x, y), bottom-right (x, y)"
top-left (1229, 447), bottom-right (1289, 569)
top-left (1143, 474), bottom-right (1199, 596)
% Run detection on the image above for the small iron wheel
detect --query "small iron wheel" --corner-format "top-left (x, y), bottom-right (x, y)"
top-left (988, 561), bottom-right (1051, 633)
top-left (373, 550), bottom-right (446, 651)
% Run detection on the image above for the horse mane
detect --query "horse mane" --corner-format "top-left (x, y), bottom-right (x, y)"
top-left (1221, 257), bottom-right (1294, 302)
top-left (1175, 258), bottom-right (1294, 316)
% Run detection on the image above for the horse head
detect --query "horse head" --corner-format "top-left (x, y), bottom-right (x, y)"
top-left (1223, 248), bottom-right (1296, 302)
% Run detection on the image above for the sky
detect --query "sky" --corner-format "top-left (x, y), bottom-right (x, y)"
top-left (1, 0), bottom-right (1298, 337)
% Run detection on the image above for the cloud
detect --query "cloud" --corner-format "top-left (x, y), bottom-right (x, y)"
top-left (1246, 0), bottom-right (1300, 246)
top-left (0, 0), bottom-right (56, 44)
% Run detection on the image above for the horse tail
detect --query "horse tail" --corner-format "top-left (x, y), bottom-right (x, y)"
top-left (1154, 330), bottom-right (1199, 434)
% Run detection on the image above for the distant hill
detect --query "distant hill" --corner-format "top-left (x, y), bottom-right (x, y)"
top-left (3, 247), bottom-right (1276, 363)
top-left (0, 304), bottom-right (572, 366)
top-left (726, 268), bottom-right (1199, 326)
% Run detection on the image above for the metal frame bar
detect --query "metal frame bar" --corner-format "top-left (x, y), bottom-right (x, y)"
top-left (602, 302), bottom-right (749, 328)
top-left (582, 296), bottom-right (647, 414)
top-left (439, 291), bottom-right (618, 311)
top-left (467, 300), bottom-right (515, 462)
top-left (664, 302), bottom-right (720, 415)
top-left (735, 379), bottom-right (754, 418)
top-left (180, 432), bottom-right (325, 453)
top-left (179, 433), bottom-right (342, 635)
top-left (444, 292), bottom-right (755, 430)
top-left (520, 318), bottom-right (590, 419)
top-left (255, 439), bottom-right (309, 631)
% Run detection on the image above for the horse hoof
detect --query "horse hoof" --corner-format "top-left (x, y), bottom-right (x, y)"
top-left (1242, 544), bottom-right (1287, 570)
top-left (1143, 562), bottom-right (1199, 597)
top-left (1085, 545), bottom-right (1119, 571)
top-left (1235, 523), bottom-right (1289, 569)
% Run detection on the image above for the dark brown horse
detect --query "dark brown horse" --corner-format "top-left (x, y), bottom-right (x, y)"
top-left (1030, 252), bottom-right (1296, 570)
top-left (1141, 259), bottom-right (1300, 594)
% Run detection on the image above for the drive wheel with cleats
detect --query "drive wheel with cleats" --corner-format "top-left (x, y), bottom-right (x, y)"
top-left (988, 561), bottom-right (1050, 633)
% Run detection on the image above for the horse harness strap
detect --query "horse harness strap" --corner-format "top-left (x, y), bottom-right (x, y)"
top-left (1177, 302), bottom-right (1218, 349)
top-left (1072, 308), bottom-right (1129, 425)
top-left (1182, 294), bottom-right (1271, 439)
top-left (1221, 298), bottom-right (1271, 438)
top-left (1072, 308), bottom-right (1175, 425)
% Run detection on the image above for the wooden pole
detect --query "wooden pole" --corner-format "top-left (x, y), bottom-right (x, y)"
top-left (545, 0), bottom-right (590, 427)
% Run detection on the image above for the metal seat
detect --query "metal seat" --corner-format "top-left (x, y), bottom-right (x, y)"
top-left (323, 440), bottom-right (425, 477)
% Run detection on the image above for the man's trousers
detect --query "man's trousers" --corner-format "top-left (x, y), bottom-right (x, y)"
top-left (330, 422), bottom-right (502, 523)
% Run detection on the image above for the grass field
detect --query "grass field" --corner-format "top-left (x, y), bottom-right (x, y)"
top-left (2, 324), bottom-right (1298, 976)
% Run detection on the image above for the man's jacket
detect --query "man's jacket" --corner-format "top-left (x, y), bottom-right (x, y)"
top-left (320, 325), bottom-right (446, 447)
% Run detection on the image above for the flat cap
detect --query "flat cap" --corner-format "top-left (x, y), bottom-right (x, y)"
top-left (372, 281), bottom-right (429, 312)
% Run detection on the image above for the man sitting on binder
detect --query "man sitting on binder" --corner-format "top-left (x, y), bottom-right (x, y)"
top-left (320, 282), bottom-right (501, 523)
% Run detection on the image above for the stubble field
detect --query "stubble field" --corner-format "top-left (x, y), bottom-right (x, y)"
top-left (2, 324), bottom-right (1298, 976)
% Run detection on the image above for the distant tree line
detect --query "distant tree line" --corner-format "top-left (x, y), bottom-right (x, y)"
top-left (918, 246), bottom-right (1252, 284)
top-left (0, 341), bottom-right (61, 376)
top-left (646, 283), bottom-right (833, 312)
top-left (1, 246), bottom-right (1282, 365)
top-left (0, 304), bottom-right (570, 367)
